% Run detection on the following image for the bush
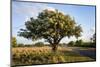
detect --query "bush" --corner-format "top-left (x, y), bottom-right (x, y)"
top-left (75, 41), bottom-right (95, 48)
top-left (34, 42), bottom-right (44, 47)
top-left (17, 43), bottom-right (24, 47)
top-left (67, 41), bottom-right (75, 46)
top-left (75, 40), bottom-right (83, 46)
top-left (67, 39), bottom-right (96, 48)
top-left (12, 37), bottom-right (17, 47)
top-left (81, 42), bottom-right (96, 47)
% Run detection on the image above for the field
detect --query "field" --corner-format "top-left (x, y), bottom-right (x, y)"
top-left (12, 46), bottom-right (95, 66)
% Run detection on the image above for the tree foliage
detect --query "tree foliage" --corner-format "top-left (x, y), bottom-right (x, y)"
top-left (12, 37), bottom-right (17, 47)
top-left (18, 9), bottom-right (82, 51)
top-left (91, 33), bottom-right (96, 43)
top-left (75, 39), bottom-right (83, 46)
top-left (67, 41), bottom-right (75, 46)
top-left (34, 42), bottom-right (44, 47)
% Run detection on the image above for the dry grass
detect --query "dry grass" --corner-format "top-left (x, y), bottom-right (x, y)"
top-left (12, 46), bottom-right (94, 66)
top-left (12, 46), bottom-right (72, 52)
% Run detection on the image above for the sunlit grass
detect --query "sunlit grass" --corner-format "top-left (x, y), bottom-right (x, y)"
top-left (12, 46), bottom-right (94, 66)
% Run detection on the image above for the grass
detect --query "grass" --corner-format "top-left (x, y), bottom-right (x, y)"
top-left (12, 46), bottom-right (95, 66)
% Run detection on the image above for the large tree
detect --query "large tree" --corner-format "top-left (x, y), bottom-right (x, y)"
top-left (18, 9), bottom-right (82, 52)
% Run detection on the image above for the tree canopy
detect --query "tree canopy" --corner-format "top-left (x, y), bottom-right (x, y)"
top-left (18, 9), bottom-right (82, 51)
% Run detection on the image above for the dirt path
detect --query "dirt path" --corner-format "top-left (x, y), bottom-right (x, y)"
top-left (70, 47), bottom-right (96, 59)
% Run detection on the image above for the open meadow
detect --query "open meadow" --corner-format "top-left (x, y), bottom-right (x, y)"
top-left (12, 46), bottom-right (95, 66)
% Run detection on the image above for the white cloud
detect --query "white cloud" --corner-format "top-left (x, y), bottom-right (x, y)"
top-left (16, 36), bottom-right (33, 44)
top-left (13, 1), bottom-right (57, 19)
top-left (91, 26), bottom-right (95, 33)
top-left (44, 6), bottom-right (56, 11)
top-left (60, 36), bottom-right (77, 43)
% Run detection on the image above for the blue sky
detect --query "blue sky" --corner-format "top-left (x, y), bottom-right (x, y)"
top-left (12, 1), bottom-right (96, 44)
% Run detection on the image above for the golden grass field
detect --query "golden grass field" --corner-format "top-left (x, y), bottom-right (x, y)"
top-left (12, 46), bottom-right (95, 66)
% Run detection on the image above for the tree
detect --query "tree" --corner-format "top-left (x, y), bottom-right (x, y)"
top-left (18, 9), bottom-right (82, 52)
top-left (17, 43), bottom-right (24, 47)
top-left (75, 39), bottom-right (83, 46)
top-left (34, 42), bottom-right (44, 47)
top-left (67, 41), bottom-right (75, 46)
top-left (90, 33), bottom-right (96, 47)
top-left (78, 39), bottom-right (83, 45)
top-left (12, 37), bottom-right (17, 47)
top-left (91, 33), bottom-right (96, 43)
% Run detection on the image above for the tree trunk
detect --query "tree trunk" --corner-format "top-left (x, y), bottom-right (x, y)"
top-left (52, 44), bottom-right (58, 52)
top-left (46, 37), bottom-right (63, 52)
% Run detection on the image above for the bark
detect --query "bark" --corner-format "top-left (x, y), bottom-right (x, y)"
top-left (46, 36), bottom-right (64, 52)
top-left (52, 44), bottom-right (58, 52)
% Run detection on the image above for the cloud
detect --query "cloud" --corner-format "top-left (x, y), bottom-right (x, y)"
top-left (91, 27), bottom-right (95, 33)
top-left (13, 1), bottom-right (56, 19)
top-left (16, 36), bottom-right (33, 44)
top-left (13, 2), bottom-right (41, 18)
top-left (44, 6), bottom-right (56, 11)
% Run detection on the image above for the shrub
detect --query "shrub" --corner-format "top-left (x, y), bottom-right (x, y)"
top-left (75, 39), bottom-right (83, 46)
top-left (67, 39), bottom-right (96, 48)
top-left (67, 41), bottom-right (75, 46)
top-left (75, 41), bottom-right (95, 47)
top-left (34, 42), bottom-right (44, 47)
top-left (17, 43), bottom-right (24, 47)
top-left (12, 37), bottom-right (17, 47)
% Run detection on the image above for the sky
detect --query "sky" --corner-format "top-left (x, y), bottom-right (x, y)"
top-left (12, 1), bottom-right (96, 44)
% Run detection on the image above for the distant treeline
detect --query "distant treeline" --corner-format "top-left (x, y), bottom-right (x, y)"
top-left (17, 42), bottom-right (50, 47)
top-left (12, 32), bottom-right (96, 48)
top-left (67, 40), bottom-right (96, 48)
top-left (12, 40), bottom-right (96, 48)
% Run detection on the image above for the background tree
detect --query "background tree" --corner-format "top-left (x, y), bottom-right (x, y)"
top-left (90, 33), bottom-right (96, 47)
top-left (67, 41), bottom-right (75, 47)
top-left (91, 33), bottom-right (96, 43)
top-left (75, 39), bottom-right (83, 46)
top-left (12, 37), bottom-right (17, 47)
top-left (78, 39), bottom-right (83, 45)
top-left (17, 43), bottom-right (24, 47)
top-left (18, 9), bottom-right (82, 52)
top-left (34, 42), bottom-right (44, 47)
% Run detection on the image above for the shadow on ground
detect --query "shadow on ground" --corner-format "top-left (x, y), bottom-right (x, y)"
top-left (71, 47), bottom-right (96, 59)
